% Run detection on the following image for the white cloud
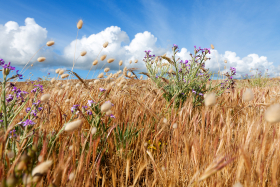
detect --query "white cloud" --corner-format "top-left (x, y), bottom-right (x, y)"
top-left (0, 17), bottom-right (277, 78)
top-left (0, 18), bottom-right (49, 66)
top-left (205, 50), bottom-right (274, 78)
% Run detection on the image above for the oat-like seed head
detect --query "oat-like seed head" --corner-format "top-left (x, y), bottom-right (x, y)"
top-left (211, 44), bottom-right (215, 49)
top-left (205, 92), bottom-right (216, 107)
top-left (242, 88), bottom-right (254, 102)
top-left (69, 172), bottom-right (75, 181)
top-left (129, 60), bottom-right (132, 64)
top-left (80, 51), bottom-right (87, 56)
top-left (107, 58), bottom-right (114, 63)
top-left (100, 55), bottom-right (107, 61)
top-left (92, 60), bottom-right (98, 65)
top-left (264, 103), bottom-right (280, 123)
top-left (51, 78), bottom-right (56, 84)
top-left (31, 64), bottom-right (33, 67)
top-left (58, 69), bottom-right (65, 75)
top-left (46, 41), bottom-right (55, 46)
top-left (55, 69), bottom-right (61, 74)
top-left (94, 79), bottom-right (100, 84)
top-left (98, 73), bottom-right (104, 78)
top-left (163, 118), bottom-right (167, 124)
top-left (37, 57), bottom-right (46, 62)
top-left (91, 127), bottom-right (97, 135)
top-left (168, 69), bottom-right (173, 73)
top-left (101, 101), bottom-right (112, 113)
top-left (104, 67), bottom-right (110, 72)
top-left (32, 160), bottom-right (53, 176)
top-left (41, 94), bottom-right (51, 102)
top-left (233, 182), bottom-right (243, 187)
top-left (103, 41), bottom-right (109, 48)
top-left (65, 119), bottom-right (83, 132)
top-left (135, 60), bottom-right (138, 63)
top-left (224, 60), bottom-right (227, 63)
top-left (173, 123), bottom-right (178, 129)
top-left (77, 20), bottom-right (83, 29)
top-left (127, 72), bottom-right (132, 77)
top-left (106, 110), bottom-right (112, 115)
top-left (119, 60), bottom-right (123, 66)
top-left (140, 75), bottom-right (143, 80)
top-left (61, 74), bottom-right (69, 79)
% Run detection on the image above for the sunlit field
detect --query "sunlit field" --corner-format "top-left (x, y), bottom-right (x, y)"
top-left (1, 20), bottom-right (280, 187)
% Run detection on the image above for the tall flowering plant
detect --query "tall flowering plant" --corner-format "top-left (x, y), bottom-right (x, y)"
top-left (143, 45), bottom-right (236, 107)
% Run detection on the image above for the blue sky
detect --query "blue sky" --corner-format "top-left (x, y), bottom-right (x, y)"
top-left (0, 0), bottom-right (280, 81)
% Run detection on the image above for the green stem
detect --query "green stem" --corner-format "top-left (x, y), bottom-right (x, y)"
top-left (2, 73), bottom-right (8, 131)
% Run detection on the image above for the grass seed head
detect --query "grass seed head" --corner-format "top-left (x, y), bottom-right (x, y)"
top-left (173, 123), bottom-right (178, 129)
top-left (58, 69), bottom-right (65, 75)
top-left (119, 60), bottom-right (123, 66)
top-left (32, 160), bottom-right (53, 176)
top-left (41, 94), bottom-right (51, 102)
top-left (92, 59), bottom-right (98, 65)
top-left (100, 55), bottom-right (107, 61)
top-left (98, 73), bottom-right (104, 78)
top-left (205, 92), bottom-right (216, 107)
top-left (264, 103), bottom-right (280, 123)
top-left (55, 69), bottom-right (61, 74)
top-left (103, 41), bottom-right (109, 48)
top-left (242, 88), bottom-right (254, 102)
top-left (107, 58), bottom-right (114, 63)
top-left (91, 127), bottom-right (97, 135)
top-left (101, 101), bottom-right (112, 113)
top-left (37, 57), bottom-right (46, 62)
top-left (224, 60), bottom-right (227, 63)
top-left (46, 41), bottom-right (55, 46)
top-left (233, 182), bottom-right (243, 187)
top-left (211, 44), bottom-right (215, 49)
top-left (77, 19), bottom-right (83, 29)
top-left (106, 110), bottom-right (112, 115)
top-left (51, 78), bottom-right (56, 84)
top-left (129, 60), bottom-right (132, 64)
top-left (61, 74), bottom-right (69, 79)
top-left (65, 119), bottom-right (83, 132)
top-left (128, 72), bottom-right (132, 77)
top-left (69, 172), bottom-right (75, 181)
top-left (94, 79), bottom-right (100, 84)
top-left (80, 51), bottom-right (87, 56)
top-left (104, 67), bottom-right (110, 72)
top-left (135, 59), bottom-right (138, 63)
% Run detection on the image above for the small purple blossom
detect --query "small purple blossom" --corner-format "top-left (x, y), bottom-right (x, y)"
top-left (99, 88), bottom-right (106, 92)
top-left (23, 119), bottom-right (35, 127)
top-left (88, 100), bottom-right (95, 107)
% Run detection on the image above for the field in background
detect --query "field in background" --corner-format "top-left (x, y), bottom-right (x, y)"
top-left (2, 77), bottom-right (280, 186)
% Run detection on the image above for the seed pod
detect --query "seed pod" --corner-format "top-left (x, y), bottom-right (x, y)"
top-left (119, 60), bottom-right (123, 66)
top-left (77, 20), bottom-right (83, 29)
top-left (37, 57), bottom-right (46, 62)
top-left (101, 101), bottom-right (112, 113)
top-left (32, 160), bottom-right (53, 176)
top-left (65, 119), bottom-right (83, 132)
top-left (92, 60), bottom-right (98, 65)
top-left (46, 41), bottom-right (55, 46)
top-left (41, 94), bottom-right (51, 102)
top-left (107, 58), bottom-right (114, 63)
top-left (61, 74), bottom-right (69, 79)
top-left (55, 69), bottom-right (61, 74)
top-left (103, 41), bottom-right (109, 48)
top-left (80, 51), bottom-right (87, 56)
top-left (94, 79), bottom-right (100, 84)
top-left (98, 73), bottom-right (104, 78)
top-left (264, 104), bottom-right (280, 123)
top-left (211, 44), bottom-right (215, 49)
top-left (104, 67), bottom-right (110, 72)
top-left (59, 69), bottom-right (65, 75)
top-left (242, 88), bottom-right (254, 102)
top-left (51, 78), bottom-right (56, 84)
top-left (100, 55), bottom-right (107, 61)
top-left (204, 92), bottom-right (216, 107)
top-left (91, 127), bottom-right (97, 135)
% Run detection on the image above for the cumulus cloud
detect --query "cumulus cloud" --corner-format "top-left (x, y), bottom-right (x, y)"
top-left (205, 50), bottom-right (274, 78)
top-left (0, 17), bottom-right (277, 78)
top-left (0, 18), bottom-right (50, 66)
